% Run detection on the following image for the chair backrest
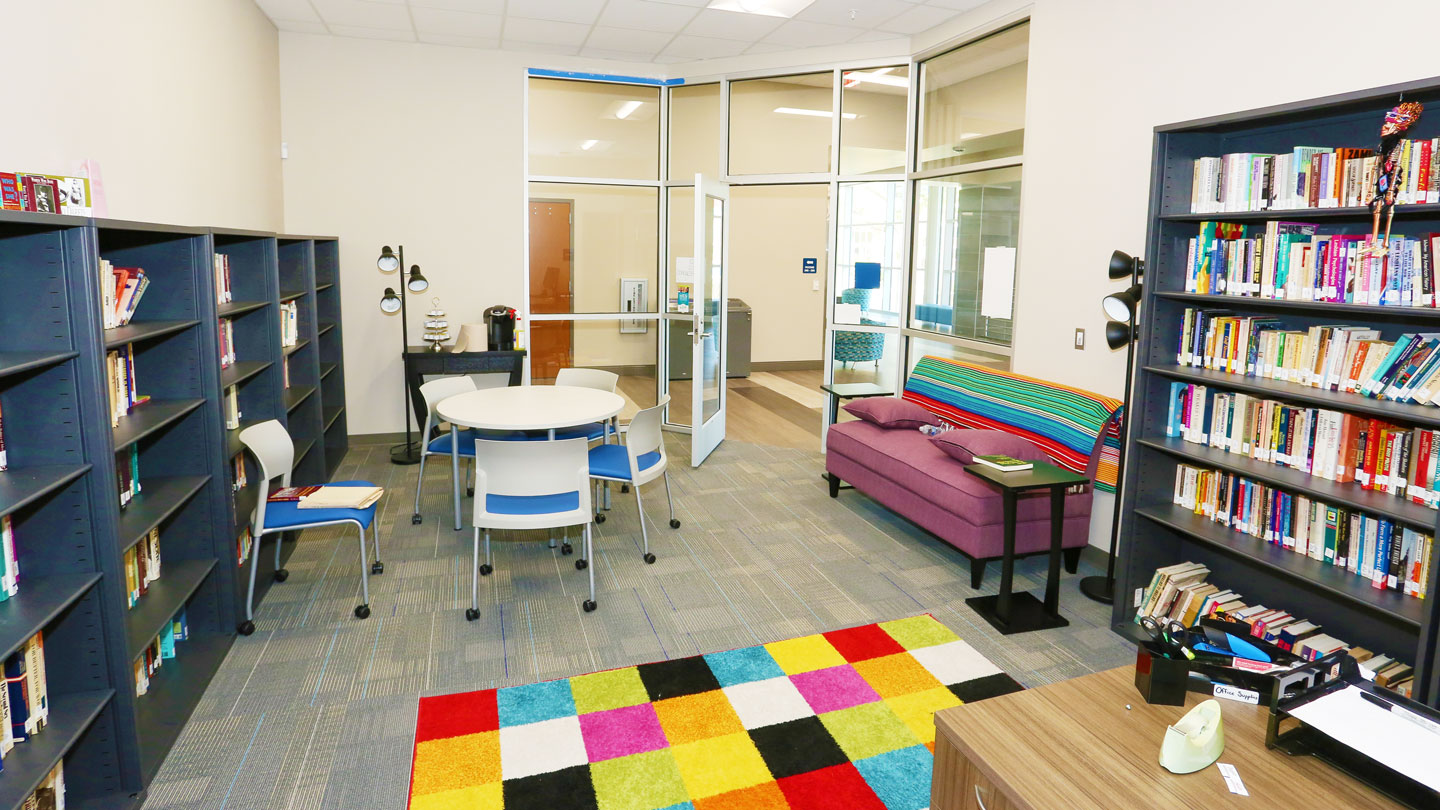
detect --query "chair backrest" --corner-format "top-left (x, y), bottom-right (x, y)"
top-left (419, 375), bottom-right (478, 436)
top-left (555, 367), bottom-right (619, 392)
top-left (471, 437), bottom-right (591, 520)
top-left (625, 396), bottom-right (668, 461)
top-left (238, 419), bottom-right (294, 532)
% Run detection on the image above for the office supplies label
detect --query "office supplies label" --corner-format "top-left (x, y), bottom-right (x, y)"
top-left (1218, 763), bottom-right (1248, 795)
top-left (1212, 683), bottom-right (1259, 704)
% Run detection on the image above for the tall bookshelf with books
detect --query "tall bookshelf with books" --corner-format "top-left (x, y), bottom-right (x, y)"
top-left (278, 239), bottom-right (324, 486)
top-left (313, 238), bottom-right (348, 480)
top-left (1117, 77), bottom-right (1440, 707)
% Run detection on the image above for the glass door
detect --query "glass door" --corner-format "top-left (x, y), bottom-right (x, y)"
top-left (691, 174), bottom-right (729, 465)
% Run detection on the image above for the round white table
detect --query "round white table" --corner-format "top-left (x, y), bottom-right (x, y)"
top-left (435, 386), bottom-right (626, 529)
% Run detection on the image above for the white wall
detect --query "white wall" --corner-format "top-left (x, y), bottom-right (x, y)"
top-left (6, 0), bottom-right (282, 229)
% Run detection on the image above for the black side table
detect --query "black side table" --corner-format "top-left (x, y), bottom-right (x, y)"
top-left (963, 461), bottom-right (1089, 635)
top-left (820, 383), bottom-right (894, 490)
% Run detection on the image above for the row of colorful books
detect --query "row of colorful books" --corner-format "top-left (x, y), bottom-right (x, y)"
top-left (1137, 562), bottom-right (1417, 696)
top-left (124, 530), bottom-right (161, 609)
top-left (105, 345), bottom-right (150, 427)
top-left (117, 446), bottom-right (140, 510)
top-left (1172, 463), bottom-right (1433, 599)
top-left (1168, 382), bottom-right (1440, 509)
top-left (99, 260), bottom-right (150, 330)
top-left (0, 170), bottom-right (91, 217)
top-left (280, 301), bottom-right (299, 348)
top-left (214, 253), bottom-right (233, 306)
top-left (0, 632), bottom-right (53, 768)
top-left (1188, 140), bottom-right (1440, 214)
top-left (0, 516), bottom-right (19, 601)
top-left (1184, 221), bottom-right (1440, 307)
top-left (236, 527), bottom-right (253, 568)
top-left (218, 318), bottom-right (237, 369)
top-left (1178, 308), bottom-right (1440, 407)
top-left (134, 611), bottom-right (189, 697)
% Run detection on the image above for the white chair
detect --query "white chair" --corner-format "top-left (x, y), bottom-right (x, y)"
top-left (550, 367), bottom-right (621, 442)
top-left (412, 376), bottom-right (478, 528)
top-left (467, 437), bottom-right (598, 619)
top-left (237, 420), bottom-right (382, 634)
top-left (584, 396), bottom-right (680, 568)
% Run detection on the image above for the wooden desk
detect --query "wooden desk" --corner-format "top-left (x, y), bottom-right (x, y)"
top-left (931, 666), bottom-right (1401, 810)
top-left (402, 347), bottom-right (524, 431)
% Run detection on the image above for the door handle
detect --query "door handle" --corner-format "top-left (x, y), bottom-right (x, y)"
top-left (686, 331), bottom-right (713, 338)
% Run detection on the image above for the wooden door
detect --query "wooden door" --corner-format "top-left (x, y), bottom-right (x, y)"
top-left (528, 200), bottom-right (573, 379)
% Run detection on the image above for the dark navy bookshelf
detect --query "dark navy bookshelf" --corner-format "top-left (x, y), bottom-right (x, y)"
top-left (1117, 75), bottom-right (1440, 707)
top-left (0, 211), bottom-right (346, 808)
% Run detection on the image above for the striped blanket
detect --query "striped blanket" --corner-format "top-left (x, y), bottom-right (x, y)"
top-left (903, 357), bottom-right (1124, 493)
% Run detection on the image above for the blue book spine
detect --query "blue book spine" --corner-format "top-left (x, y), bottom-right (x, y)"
top-left (1280, 493), bottom-right (1293, 548)
top-left (1166, 382), bottom-right (1184, 437)
top-left (5, 653), bottom-right (28, 743)
top-left (1374, 520), bottom-right (1393, 585)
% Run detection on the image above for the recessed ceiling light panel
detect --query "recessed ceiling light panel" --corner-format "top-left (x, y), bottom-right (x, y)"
top-left (707, 0), bottom-right (816, 19)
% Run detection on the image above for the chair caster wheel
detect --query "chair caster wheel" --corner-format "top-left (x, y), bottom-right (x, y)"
top-left (575, 559), bottom-right (588, 570)
top-left (643, 553), bottom-right (656, 564)
top-left (670, 519), bottom-right (681, 529)
top-left (237, 620), bottom-right (255, 636)
top-left (411, 514), bottom-right (422, 525)
top-left (467, 487), bottom-right (475, 497)
top-left (274, 568), bottom-right (289, 582)
top-left (621, 484), bottom-right (630, 493)
top-left (561, 542), bottom-right (573, 555)
top-left (371, 561), bottom-right (384, 575)
top-left (595, 513), bottom-right (606, 524)
top-left (354, 604), bottom-right (370, 619)
top-left (480, 564), bottom-right (493, 576)
top-left (583, 600), bottom-right (597, 612)
top-left (465, 608), bottom-right (480, 621)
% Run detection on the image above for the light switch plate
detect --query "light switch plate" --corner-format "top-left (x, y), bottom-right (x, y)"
top-left (1074, 328), bottom-right (1085, 349)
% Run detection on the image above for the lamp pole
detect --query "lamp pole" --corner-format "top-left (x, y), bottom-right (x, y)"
top-left (380, 245), bottom-right (427, 465)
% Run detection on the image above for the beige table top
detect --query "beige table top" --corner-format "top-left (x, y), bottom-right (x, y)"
top-left (436, 385), bottom-right (623, 432)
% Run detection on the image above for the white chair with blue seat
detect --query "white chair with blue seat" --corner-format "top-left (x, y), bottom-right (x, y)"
top-left (466, 437), bottom-right (598, 619)
top-left (548, 368), bottom-right (621, 443)
top-left (412, 376), bottom-right (478, 527)
top-left (237, 420), bottom-right (383, 635)
top-left (581, 396), bottom-right (680, 569)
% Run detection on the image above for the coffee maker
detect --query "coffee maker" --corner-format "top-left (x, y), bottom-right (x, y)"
top-left (484, 305), bottom-right (517, 351)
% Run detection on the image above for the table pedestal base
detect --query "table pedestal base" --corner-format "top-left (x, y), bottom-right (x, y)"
top-left (965, 593), bottom-right (1069, 635)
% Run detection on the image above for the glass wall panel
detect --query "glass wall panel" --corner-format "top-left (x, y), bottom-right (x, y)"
top-left (529, 183), bottom-right (658, 317)
top-left (531, 319), bottom-right (658, 420)
top-left (728, 73), bottom-right (833, 175)
top-left (918, 23), bottom-right (1028, 171)
top-left (910, 166), bottom-right (1020, 345)
top-left (528, 78), bottom-right (660, 180)
top-left (836, 182), bottom-right (903, 327)
top-left (669, 83), bottom-right (722, 181)
top-left (731, 185), bottom-right (829, 372)
top-left (906, 335), bottom-right (1010, 373)
top-left (665, 186), bottom-right (694, 311)
top-left (839, 66), bottom-right (908, 175)
top-left (830, 330), bottom-right (901, 395)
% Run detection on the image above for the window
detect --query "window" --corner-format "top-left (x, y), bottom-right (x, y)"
top-left (528, 78), bottom-right (660, 180)
top-left (528, 183), bottom-right (658, 314)
top-left (728, 73), bottom-right (833, 175)
top-left (836, 182), bottom-right (903, 327)
top-left (840, 65), bottom-right (909, 176)
top-left (669, 83), bottom-right (721, 181)
top-left (918, 23), bottom-right (1028, 172)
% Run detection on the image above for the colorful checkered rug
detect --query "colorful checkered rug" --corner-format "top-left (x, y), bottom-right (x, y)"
top-left (407, 615), bottom-right (1022, 810)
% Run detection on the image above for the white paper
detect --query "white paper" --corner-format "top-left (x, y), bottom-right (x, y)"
top-left (1216, 763), bottom-right (1248, 796)
top-left (980, 246), bottom-right (1016, 319)
top-left (834, 303), bottom-right (863, 325)
top-left (1287, 685), bottom-right (1440, 792)
top-left (676, 257), bottom-right (696, 284)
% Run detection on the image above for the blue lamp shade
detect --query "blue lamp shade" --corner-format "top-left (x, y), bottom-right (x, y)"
top-left (854, 262), bottom-right (882, 290)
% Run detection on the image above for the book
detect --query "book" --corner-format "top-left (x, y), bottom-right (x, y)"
top-left (268, 485), bottom-right (321, 502)
top-left (970, 454), bottom-right (1033, 472)
top-left (1, 515), bottom-right (18, 600)
top-left (5, 651), bottom-right (29, 742)
top-left (297, 486), bottom-right (383, 510)
top-left (0, 399), bottom-right (6, 470)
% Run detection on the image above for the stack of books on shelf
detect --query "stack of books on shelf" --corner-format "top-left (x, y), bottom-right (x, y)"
top-left (236, 528), bottom-right (252, 567)
top-left (0, 169), bottom-right (90, 215)
top-left (1137, 562), bottom-right (1419, 695)
top-left (0, 516), bottom-right (17, 601)
top-left (105, 345), bottom-right (147, 426)
top-left (214, 253), bottom-right (232, 306)
top-left (1172, 463), bottom-right (1433, 599)
top-left (98, 261), bottom-right (148, 329)
top-left (133, 611), bottom-right (188, 697)
top-left (1189, 140), bottom-right (1440, 213)
top-left (1, 631), bottom-right (51, 757)
top-left (224, 385), bottom-right (241, 431)
top-left (231, 456), bottom-right (247, 495)
top-left (123, 529), bottom-right (161, 609)
top-left (0, 401), bottom-right (7, 470)
top-left (218, 318), bottom-right (236, 369)
top-left (1167, 382), bottom-right (1440, 510)
top-left (21, 761), bottom-right (64, 808)
top-left (1181, 220), bottom-right (1440, 306)
top-left (282, 357), bottom-right (290, 389)
top-left (117, 446), bottom-right (140, 509)
top-left (280, 301), bottom-right (299, 347)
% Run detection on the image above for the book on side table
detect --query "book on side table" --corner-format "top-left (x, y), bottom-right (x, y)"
top-left (971, 454), bottom-right (1034, 472)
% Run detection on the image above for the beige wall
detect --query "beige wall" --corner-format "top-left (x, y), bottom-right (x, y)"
top-left (730, 185), bottom-right (831, 364)
top-left (6, 0), bottom-right (282, 229)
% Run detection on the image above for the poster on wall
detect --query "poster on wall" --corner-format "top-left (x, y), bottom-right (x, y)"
top-left (980, 246), bottom-right (1017, 320)
top-left (620, 278), bottom-right (648, 333)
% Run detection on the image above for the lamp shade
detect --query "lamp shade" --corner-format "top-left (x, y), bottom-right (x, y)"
top-left (1102, 283), bottom-right (1142, 321)
top-left (1109, 249), bottom-right (1144, 280)
top-left (1105, 320), bottom-right (1132, 350)
top-left (378, 246), bottom-right (400, 273)
top-left (407, 265), bottom-right (429, 293)
top-left (380, 287), bottom-right (401, 313)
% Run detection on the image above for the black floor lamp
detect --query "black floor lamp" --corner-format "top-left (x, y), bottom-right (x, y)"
top-left (1079, 249), bottom-right (1143, 605)
top-left (378, 245), bottom-right (429, 465)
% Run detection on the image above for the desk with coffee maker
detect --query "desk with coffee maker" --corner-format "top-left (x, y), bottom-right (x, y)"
top-left (402, 305), bottom-right (525, 436)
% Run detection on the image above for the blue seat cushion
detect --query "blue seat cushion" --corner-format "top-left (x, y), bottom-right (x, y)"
top-left (485, 491), bottom-right (580, 515)
top-left (588, 444), bottom-right (662, 481)
top-left (264, 480), bottom-right (378, 530)
top-left (428, 429), bottom-right (528, 454)
top-left (517, 423), bottom-right (606, 441)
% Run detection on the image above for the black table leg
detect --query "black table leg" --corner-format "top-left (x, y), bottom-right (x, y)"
top-left (996, 489), bottom-right (1017, 622)
top-left (1044, 486), bottom-right (1064, 617)
top-left (967, 485), bottom-right (1070, 634)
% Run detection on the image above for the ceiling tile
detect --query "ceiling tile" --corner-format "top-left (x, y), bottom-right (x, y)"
top-left (596, 0), bottom-right (701, 33)
top-left (275, 19), bottom-right (331, 33)
top-left (848, 29), bottom-right (907, 44)
top-left (579, 46), bottom-right (666, 62)
top-left (506, 0), bottom-right (606, 24)
top-left (503, 17), bottom-right (591, 46)
top-left (311, 0), bottom-right (411, 29)
top-left (760, 18), bottom-right (857, 47)
top-left (643, 0), bottom-right (710, 6)
top-left (502, 40), bottom-right (583, 56)
top-left (418, 31), bottom-right (501, 47)
top-left (410, 6), bottom-right (501, 36)
top-left (585, 26), bottom-right (675, 53)
top-left (925, 0), bottom-right (988, 9)
top-left (878, 3), bottom-right (957, 33)
top-left (327, 22), bottom-right (418, 40)
top-left (742, 41), bottom-right (793, 54)
top-left (255, 0), bottom-right (323, 23)
top-left (680, 8), bottom-right (784, 41)
top-left (794, 0), bottom-right (912, 29)
top-left (661, 33), bottom-right (751, 60)
top-left (407, 0), bottom-right (504, 11)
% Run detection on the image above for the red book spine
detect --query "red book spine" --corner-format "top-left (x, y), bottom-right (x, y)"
top-left (1414, 430), bottom-right (1433, 505)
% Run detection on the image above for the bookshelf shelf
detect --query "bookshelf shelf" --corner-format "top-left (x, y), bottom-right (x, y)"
top-left (216, 300), bottom-right (268, 318)
top-left (1119, 79), bottom-right (1440, 707)
top-left (0, 690), bottom-right (115, 810)
top-left (319, 322), bottom-right (336, 336)
top-left (285, 385), bottom-right (316, 412)
top-left (1145, 365), bottom-right (1440, 429)
top-left (320, 362), bottom-right (337, 380)
top-left (220, 360), bottom-right (271, 389)
top-left (116, 475), bottom-right (210, 552)
top-left (1136, 505), bottom-right (1425, 628)
top-left (134, 633), bottom-right (232, 782)
top-left (0, 350), bottom-right (79, 380)
top-left (283, 338), bottom-right (309, 356)
top-left (294, 439), bottom-right (316, 470)
top-left (103, 320), bottom-right (199, 350)
top-left (315, 282), bottom-right (334, 292)
top-left (279, 289), bottom-right (306, 303)
top-left (125, 558), bottom-right (217, 659)
top-left (324, 406), bottom-right (344, 431)
top-left (0, 573), bottom-right (103, 661)
top-left (0, 465), bottom-right (91, 519)
top-left (111, 399), bottom-right (205, 451)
